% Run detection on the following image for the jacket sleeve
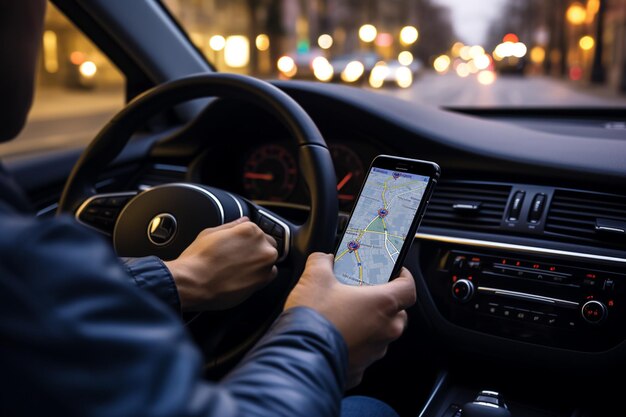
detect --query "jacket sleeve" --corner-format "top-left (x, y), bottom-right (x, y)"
top-left (121, 256), bottom-right (181, 312)
top-left (0, 213), bottom-right (348, 417)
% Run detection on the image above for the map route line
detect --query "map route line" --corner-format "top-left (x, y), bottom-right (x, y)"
top-left (354, 250), bottom-right (363, 284)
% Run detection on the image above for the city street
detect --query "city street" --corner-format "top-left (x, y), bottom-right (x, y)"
top-left (378, 71), bottom-right (626, 108)
top-left (2, 72), bottom-right (625, 158)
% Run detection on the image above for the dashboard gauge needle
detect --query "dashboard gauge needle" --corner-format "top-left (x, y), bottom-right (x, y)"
top-left (336, 172), bottom-right (354, 191)
top-left (338, 194), bottom-right (356, 201)
top-left (244, 172), bottom-right (274, 181)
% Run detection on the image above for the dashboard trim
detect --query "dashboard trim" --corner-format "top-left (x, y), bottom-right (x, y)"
top-left (415, 233), bottom-right (626, 264)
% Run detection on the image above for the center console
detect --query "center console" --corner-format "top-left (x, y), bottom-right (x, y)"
top-left (420, 238), bottom-right (626, 352)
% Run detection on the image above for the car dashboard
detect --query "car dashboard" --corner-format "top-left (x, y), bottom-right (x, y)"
top-left (9, 80), bottom-right (626, 415)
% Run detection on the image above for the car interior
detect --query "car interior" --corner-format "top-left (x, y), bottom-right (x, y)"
top-left (4, 1), bottom-right (626, 416)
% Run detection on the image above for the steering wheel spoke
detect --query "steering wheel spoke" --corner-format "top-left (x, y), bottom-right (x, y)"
top-left (75, 191), bottom-right (137, 235)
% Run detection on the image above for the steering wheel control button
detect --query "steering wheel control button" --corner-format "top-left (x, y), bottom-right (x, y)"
top-left (581, 300), bottom-right (608, 324)
top-left (507, 191), bottom-right (525, 221)
top-left (258, 216), bottom-right (276, 234)
top-left (451, 279), bottom-right (474, 302)
top-left (528, 193), bottom-right (547, 223)
top-left (76, 192), bottom-right (137, 235)
top-left (147, 213), bottom-right (178, 246)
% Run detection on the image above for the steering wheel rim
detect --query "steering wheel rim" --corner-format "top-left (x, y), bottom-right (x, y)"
top-left (58, 73), bottom-right (338, 369)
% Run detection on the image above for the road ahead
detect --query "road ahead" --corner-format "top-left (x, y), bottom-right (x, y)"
top-left (379, 71), bottom-right (626, 108)
top-left (1, 72), bottom-right (625, 158)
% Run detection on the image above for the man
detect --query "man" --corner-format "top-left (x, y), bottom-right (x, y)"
top-left (0, 2), bottom-right (416, 416)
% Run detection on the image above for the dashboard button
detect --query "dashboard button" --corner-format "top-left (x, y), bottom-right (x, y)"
top-left (528, 193), bottom-right (547, 223)
top-left (581, 300), bottom-right (608, 324)
top-left (507, 191), bottom-right (525, 221)
top-left (451, 279), bottom-right (474, 302)
top-left (258, 216), bottom-right (276, 234)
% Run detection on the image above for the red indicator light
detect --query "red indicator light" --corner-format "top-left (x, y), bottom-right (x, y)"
top-left (454, 288), bottom-right (460, 294)
top-left (452, 275), bottom-right (458, 282)
top-left (533, 264), bottom-right (540, 269)
top-left (586, 295), bottom-right (594, 300)
top-left (549, 266), bottom-right (556, 272)
top-left (515, 261), bottom-right (521, 267)
top-left (468, 276), bottom-right (473, 281)
top-left (472, 257), bottom-right (480, 262)
top-left (608, 300), bottom-right (615, 307)
top-left (501, 259), bottom-right (507, 264)
top-left (586, 273), bottom-right (596, 279)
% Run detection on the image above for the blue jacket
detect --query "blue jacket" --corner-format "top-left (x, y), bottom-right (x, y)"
top-left (0, 174), bottom-right (348, 416)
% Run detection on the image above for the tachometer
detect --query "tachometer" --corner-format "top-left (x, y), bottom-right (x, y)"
top-left (329, 143), bottom-right (365, 211)
top-left (243, 144), bottom-right (297, 201)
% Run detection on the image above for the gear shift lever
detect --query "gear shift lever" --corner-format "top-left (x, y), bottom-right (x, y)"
top-left (460, 390), bottom-right (511, 417)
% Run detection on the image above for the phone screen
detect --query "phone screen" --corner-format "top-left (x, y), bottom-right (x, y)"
top-left (334, 166), bottom-right (431, 286)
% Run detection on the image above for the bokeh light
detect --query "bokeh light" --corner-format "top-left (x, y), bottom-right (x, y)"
top-left (433, 55), bottom-right (451, 73)
top-left (395, 66), bottom-right (413, 88)
top-left (318, 34), bottom-right (333, 50)
top-left (579, 35), bottom-right (595, 51)
top-left (255, 34), bottom-right (270, 51)
top-left (456, 63), bottom-right (470, 78)
top-left (369, 63), bottom-right (389, 88)
top-left (224, 36), bottom-right (249, 68)
top-left (312, 56), bottom-right (334, 82)
top-left (530, 46), bottom-right (546, 64)
top-left (398, 51), bottom-right (414, 66)
top-left (209, 35), bottom-right (226, 51)
top-left (477, 70), bottom-right (496, 85)
top-left (359, 24), bottom-right (377, 43)
top-left (566, 3), bottom-right (587, 25)
top-left (277, 56), bottom-right (297, 77)
top-left (399, 26), bottom-right (419, 45)
top-left (79, 61), bottom-right (97, 78)
top-left (341, 61), bottom-right (365, 83)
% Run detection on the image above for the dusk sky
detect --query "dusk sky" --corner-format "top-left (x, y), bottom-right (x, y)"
top-left (434, 0), bottom-right (508, 45)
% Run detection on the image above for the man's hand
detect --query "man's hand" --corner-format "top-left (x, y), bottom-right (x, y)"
top-left (165, 217), bottom-right (278, 311)
top-left (284, 253), bottom-right (416, 389)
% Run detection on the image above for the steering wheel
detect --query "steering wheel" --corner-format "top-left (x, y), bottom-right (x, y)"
top-left (58, 73), bottom-right (338, 372)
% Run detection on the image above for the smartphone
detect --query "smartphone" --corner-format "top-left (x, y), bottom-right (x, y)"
top-left (334, 155), bottom-right (440, 286)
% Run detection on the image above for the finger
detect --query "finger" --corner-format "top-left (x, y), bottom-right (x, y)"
top-left (380, 271), bottom-right (416, 311)
top-left (265, 233), bottom-right (278, 249)
top-left (203, 216), bottom-right (249, 234)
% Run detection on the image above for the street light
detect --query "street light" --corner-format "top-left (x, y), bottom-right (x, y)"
top-left (209, 35), bottom-right (226, 51)
top-left (579, 35), bottom-right (595, 51)
top-left (399, 26), bottom-right (418, 46)
top-left (566, 3), bottom-right (587, 25)
top-left (318, 34), bottom-right (333, 50)
top-left (359, 24), bottom-right (377, 43)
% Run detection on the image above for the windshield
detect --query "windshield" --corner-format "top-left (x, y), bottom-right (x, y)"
top-left (163, 0), bottom-right (626, 108)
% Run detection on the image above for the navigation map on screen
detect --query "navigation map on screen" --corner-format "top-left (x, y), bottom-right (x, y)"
top-left (334, 167), bottom-right (430, 286)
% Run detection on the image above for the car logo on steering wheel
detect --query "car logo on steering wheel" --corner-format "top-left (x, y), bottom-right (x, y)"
top-left (147, 213), bottom-right (177, 246)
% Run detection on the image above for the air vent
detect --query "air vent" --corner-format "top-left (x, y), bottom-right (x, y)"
top-left (422, 181), bottom-right (511, 232)
top-left (545, 189), bottom-right (626, 249)
top-left (136, 164), bottom-right (187, 189)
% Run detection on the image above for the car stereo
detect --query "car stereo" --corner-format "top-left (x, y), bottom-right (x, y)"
top-left (423, 247), bottom-right (625, 351)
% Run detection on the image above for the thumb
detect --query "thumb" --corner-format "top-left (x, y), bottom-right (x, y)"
top-left (303, 252), bottom-right (337, 283)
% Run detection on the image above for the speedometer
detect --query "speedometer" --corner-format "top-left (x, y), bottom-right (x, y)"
top-left (330, 143), bottom-right (365, 211)
top-left (242, 144), bottom-right (297, 201)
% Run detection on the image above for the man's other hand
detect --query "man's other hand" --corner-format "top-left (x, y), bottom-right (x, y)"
top-left (165, 217), bottom-right (278, 311)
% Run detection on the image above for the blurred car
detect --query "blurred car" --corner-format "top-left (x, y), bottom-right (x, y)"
top-left (277, 49), bottom-right (327, 81)
top-left (329, 52), bottom-right (383, 84)
top-left (368, 59), bottom-right (423, 89)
